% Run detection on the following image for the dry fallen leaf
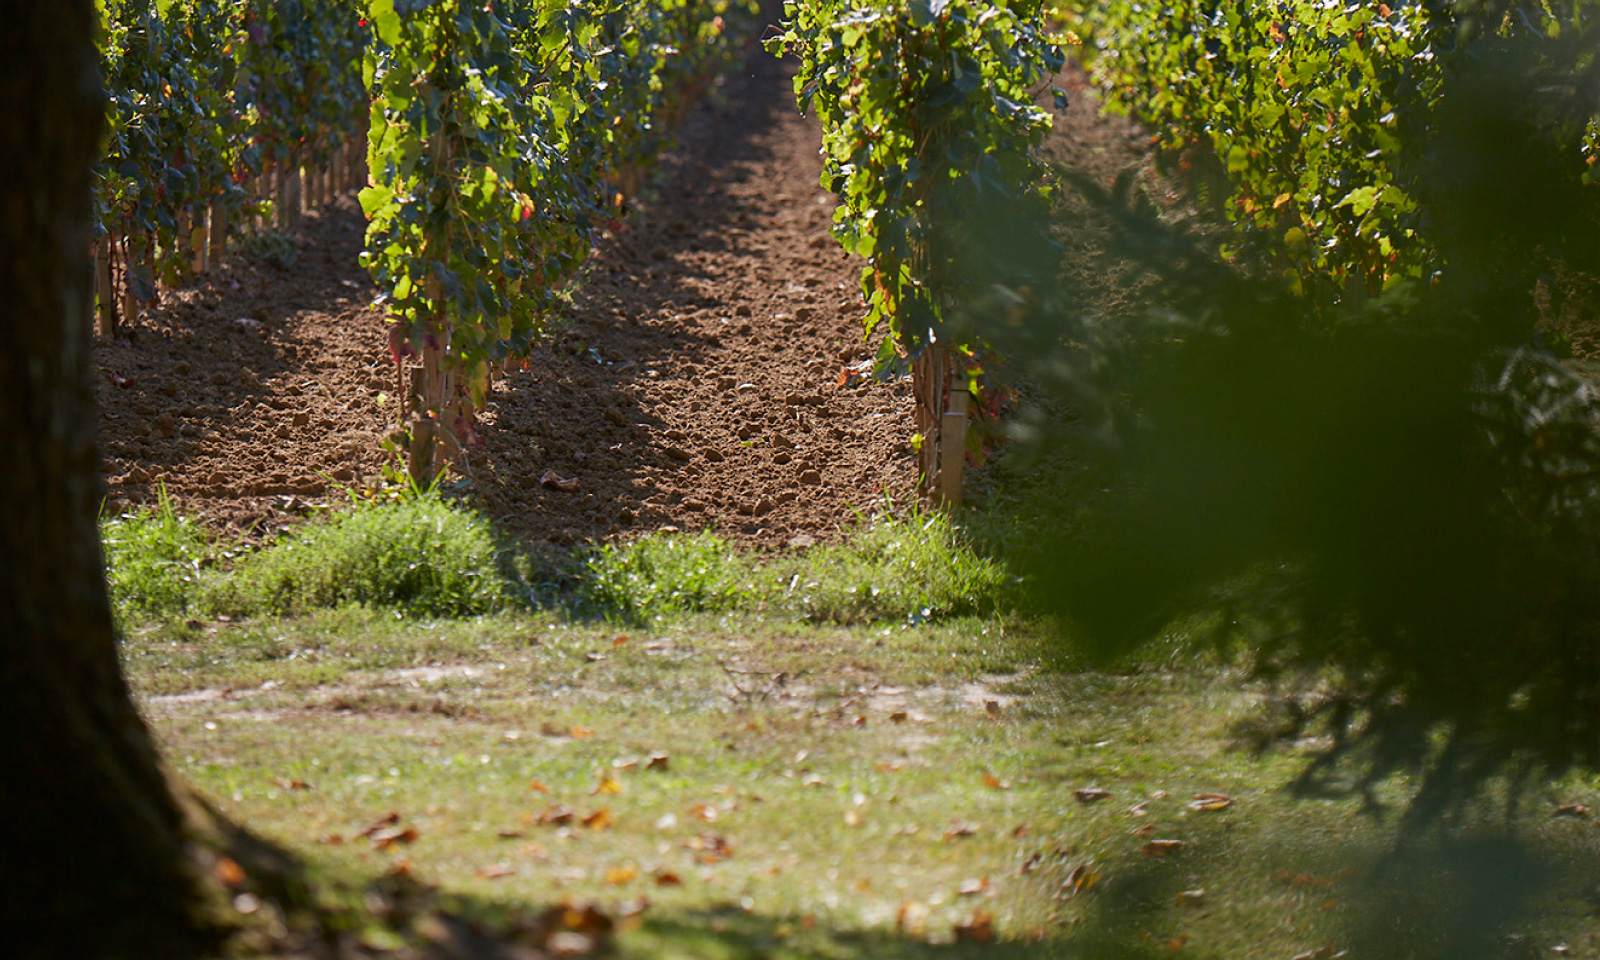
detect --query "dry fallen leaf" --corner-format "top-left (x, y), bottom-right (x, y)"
top-left (843, 809), bottom-right (862, 827)
top-left (582, 808), bottom-right (613, 830)
top-left (889, 711), bottom-right (909, 723)
top-left (496, 828), bottom-right (525, 839)
top-left (538, 804), bottom-right (576, 826)
top-left (214, 856), bottom-right (246, 887)
top-left (690, 803), bottom-right (719, 822)
top-left (570, 727), bottom-right (594, 739)
top-left (653, 870), bottom-right (684, 887)
top-left (943, 821), bottom-right (981, 841)
top-left (1554, 803), bottom-right (1593, 818)
top-left (1178, 888), bottom-right (1207, 904)
top-left (647, 752), bottom-right (671, 771)
top-left (954, 908), bottom-right (995, 943)
top-left (1164, 935), bottom-right (1188, 953)
top-left (593, 773), bottom-right (623, 796)
top-left (1074, 787), bottom-right (1113, 804)
top-left (604, 866), bottom-right (639, 885)
top-left (617, 897), bottom-right (650, 918)
top-left (317, 833), bottom-right (344, 846)
top-left (982, 772), bottom-right (1012, 791)
top-left (1020, 852), bottom-right (1044, 875)
top-left (1141, 839), bottom-right (1187, 857)
top-left (371, 826), bottom-right (419, 850)
top-left (685, 833), bottom-right (733, 864)
top-left (357, 811), bottom-right (402, 838)
top-left (1057, 862), bottom-right (1100, 901)
top-left (529, 780), bottom-right (551, 794)
top-left (957, 876), bottom-right (991, 896)
top-left (1188, 793), bottom-right (1233, 812)
top-left (477, 864), bottom-right (516, 880)
top-left (540, 469), bottom-right (580, 492)
top-left (984, 700), bottom-right (1001, 719)
top-left (896, 901), bottom-right (928, 937)
top-left (875, 761), bottom-right (905, 773)
top-left (1275, 870), bottom-right (1337, 889)
top-left (272, 778), bottom-right (312, 791)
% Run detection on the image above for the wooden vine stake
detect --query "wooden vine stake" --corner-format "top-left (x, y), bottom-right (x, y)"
top-left (938, 387), bottom-right (969, 507)
top-left (94, 235), bottom-right (116, 337)
top-left (208, 201), bottom-right (227, 261)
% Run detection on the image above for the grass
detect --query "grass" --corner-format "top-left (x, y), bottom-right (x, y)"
top-left (106, 496), bottom-right (1600, 957)
top-left (101, 494), bottom-right (1010, 627)
top-left (122, 606), bottom-right (1600, 959)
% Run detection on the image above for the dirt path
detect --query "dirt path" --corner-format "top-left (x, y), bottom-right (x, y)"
top-left (95, 42), bottom-right (918, 548)
top-left (469, 49), bottom-right (917, 548)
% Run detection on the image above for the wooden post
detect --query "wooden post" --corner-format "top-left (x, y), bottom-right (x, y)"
top-left (95, 235), bottom-right (115, 337)
top-left (189, 206), bottom-right (208, 274)
top-left (407, 366), bottom-right (436, 489)
top-left (208, 201), bottom-right (227, 261)
top-left (285, 155), bottom-right (303, 229)
top-left (938, 388), bottom-right (969, 508)
top-left (120, 232), bottom-right (140, 327)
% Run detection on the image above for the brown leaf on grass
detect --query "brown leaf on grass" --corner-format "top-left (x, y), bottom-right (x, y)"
top-left (529, 780), bottom-right (551, 794)
top-left (1554, 803), bottom-right (1593, 818)
top-left (371, 827), bottom-right (418, 850)
top-left (953, 908), bottom-right (995, 943)
top-left (1131, 824), bottom-right (1157, 837)
top-left (476, 864), bottom-right (515, 880)
top-left (843, 809), bottom-right (862, 827)
top-left (943, 821), bottom-right (981, 841)
top-left (984, 700), bottom-right (1001, 719)
top-left (889, 711), bottom-right (908, 723)
top-left (618, 897), bottom-right (650, 918)
top-left (497, 828), bottom-right (525, 839)
top-left (1188, 793), bottom-right (1233, 812)
top-left (603, 866), bottom-right (639, 885)
top-left (214, 857), bottom-right (246, 887)
top-left (875, 761), bottom-right (905, 773)
top-left (653, 870), bottom-right (684, 887)
top-left (1178, 889), bottom-right (1207, 904)
top-left (982, 773), bottom-right (1012, 791)
top-left (538, 805), bottom-right (576, 825)
top-left (896, 901), bottom-right (928, 937)
top-left (1056, 862), bottom-right (1100, 901)
top-left (272, 778), bottom-right (312, 791)
top-left (317, 834), bottom-right (344, 845)
top-left (1020, 852), bottom-right (1044, 875)
top-left (647, 752), bottom-right (670, 771)
top-left (612, 635), bottom-right (629, 647)
top-left (957, 876), bottom-right (991, 896)
top-left (357, 811), bottom-right (402, 838)
top-left (570, 727), bottom-right (594, 739)
top-left (593, 773), bottom-right (623, 796)
top-left (1164, 935), bottom-right (1188, 953)
top-left (582, 808), bottom-right (613, 830)
top-left (685, 833), bottom-right (733, 864)
top-left (1074, 787), bottom-right (1112, 804)
top-left (540, 469), bottom-right (580, 492)
top-left (690, 803), bottom-right (718, 822)
top-left (1141, 839), bottom-right (1186, 857)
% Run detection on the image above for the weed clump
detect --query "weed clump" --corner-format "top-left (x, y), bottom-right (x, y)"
top-left (212, 494), bottom-right (510, 618)
top-left (582, 530), bottom-right (753, 621)
top-left (101, 489), bottom-right (211, 622)
top-left (770, 509), bottom-right (1011, 624)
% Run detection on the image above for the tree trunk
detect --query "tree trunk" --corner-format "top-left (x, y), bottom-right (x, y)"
top-left (0, 1), bottom-right (210, 954)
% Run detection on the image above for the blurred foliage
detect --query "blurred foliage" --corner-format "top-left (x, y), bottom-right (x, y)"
top-left (992, 12), bottom-right (1600, 825)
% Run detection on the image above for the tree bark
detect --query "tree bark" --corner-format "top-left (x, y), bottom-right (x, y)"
top-left (0, 1), bottom-right (210, 954)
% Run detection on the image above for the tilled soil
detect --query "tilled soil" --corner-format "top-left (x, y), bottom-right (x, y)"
top-left (95, 42), bottom-right (1158, 548)
top-left (95, 48), bottom-right (918, 548)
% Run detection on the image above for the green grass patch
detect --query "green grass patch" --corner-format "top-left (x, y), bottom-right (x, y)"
top-left (101, 486), bottom-right (212, 622)
top-left (206, 493), bottom-right (513, 618)
top-left (121, 610), bottom-right (1600, 960)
